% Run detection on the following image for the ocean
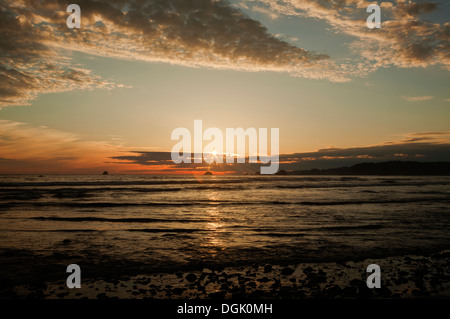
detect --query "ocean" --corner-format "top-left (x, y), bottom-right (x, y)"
top-left (1, 174), bottom-right (450, 277)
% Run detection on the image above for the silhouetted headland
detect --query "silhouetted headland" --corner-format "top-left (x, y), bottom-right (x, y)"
top-left (289, 161), bottom-right (450, 176)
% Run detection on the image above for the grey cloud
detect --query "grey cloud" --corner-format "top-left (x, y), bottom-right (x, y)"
top-left (109, 141), bottom-right (450, 172)
top-left (402, 137), bottom-right (434, 143)
top-left (2, 0), bottom-right (447, 107)
top-left (111, 151), bottom-right (174, 165)
top-left (0, 0), bottom-right (348, 106)
top-left (246, 0), bottom-right (449, 71)
top-left (66, 0), bottom-right (333, 69)
top-left (0, 2), bottom-right (118, 107)
top-left (410, 131), bottom-right (450, 136)
top-left (279, 142), bottom-right (450, 170)
top-left (395, 1), bottom-right (438, 18)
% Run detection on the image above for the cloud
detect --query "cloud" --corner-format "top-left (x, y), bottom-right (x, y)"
top-left (2, 120), bottom-right (449, 173)
top-left (1, 0), bottom-right (447, 106)
top-left (0, 3), bottom-right (120, 107)
top-left (251, 5), bottom-right (280, 19)
top-left (402, 131), bottom-right (450, 143)
top-left (0, 0), bottom-right (351, 107)
top-left (280, 143), bottom-right (450, 170)
top-left (395, 1), bottom-right (438, 18)
top-left (401, 95), bottom-right (434, 102)
top-left (280, 130), bottom-right (450, 169)
top-left (242, 0), bottom-right (449, 72)
top-left (0, 120), bottom-right (154, 173)
top-left (109, 151), bottom-right (243, 173)
top-left (109, 131), bottom-right (450, 172)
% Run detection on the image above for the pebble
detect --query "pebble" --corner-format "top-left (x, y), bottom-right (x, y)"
top-left (281, 267), bottom-right (294, 276)
top-left (258, 277), bottom-right (269, 283)
top-left (173, 288), bottom-right (184, 295)
top-left (186, 273), bottom-right (197, 282)
top-left (263, 264), bottom-right (273, 273)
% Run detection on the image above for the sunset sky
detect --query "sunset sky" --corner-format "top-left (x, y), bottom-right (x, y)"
top-left (0, 0), bottom-right (449, 174)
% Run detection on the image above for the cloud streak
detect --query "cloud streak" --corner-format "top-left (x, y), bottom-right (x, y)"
top-left (1, 120), bottom-right (449, 173)
top-left (0, 120), bottom-right (151, 173)
top-left (401, 95), bottom-right (434, 102)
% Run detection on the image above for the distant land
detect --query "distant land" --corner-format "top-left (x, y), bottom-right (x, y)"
top-left (285, 161), bottom-right (450, 176)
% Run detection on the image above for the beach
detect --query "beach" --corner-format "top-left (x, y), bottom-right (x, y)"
top-left (2, 250), bottom-right (450, 299)
top-left (1, 175), bottom-right (450, 299)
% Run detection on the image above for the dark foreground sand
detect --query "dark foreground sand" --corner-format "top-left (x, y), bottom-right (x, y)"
top-left (3, 250), bottom-right (450, 299)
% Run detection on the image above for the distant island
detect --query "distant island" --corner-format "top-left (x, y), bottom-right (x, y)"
top-left (287, 161), bottom-right (450, 176)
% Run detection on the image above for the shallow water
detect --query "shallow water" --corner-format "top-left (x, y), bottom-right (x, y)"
top-left (1, 175), bottom-right (450, 270)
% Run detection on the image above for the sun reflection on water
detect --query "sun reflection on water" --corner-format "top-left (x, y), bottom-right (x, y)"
top-left (201, 190), bottom-right (226, 255)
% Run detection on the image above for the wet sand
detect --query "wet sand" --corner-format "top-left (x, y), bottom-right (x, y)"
top-left (3, 250), bottom-right (449, 299)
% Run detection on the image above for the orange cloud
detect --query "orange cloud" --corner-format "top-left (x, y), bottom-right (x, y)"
top-left (401, 95), bottom-right (434, 102)
top-left (0, 120), bottom-right (163, 174)
top-left (3, 121), bottom-right (449, 174)
top-left (0, 120), bottom-right (236, 174)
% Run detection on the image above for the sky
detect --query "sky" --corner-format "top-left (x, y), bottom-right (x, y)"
top-left (0, 0), bottom-right (449, 174)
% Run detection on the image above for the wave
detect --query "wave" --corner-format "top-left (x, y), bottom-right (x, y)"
top-left (407, 191), bottom-right (450, 195)
top-left (276, 181), bottom-right (450, 189)
top-left (313, 224), bottom-right (385, 231)
top-left (251, 224), bottom-right (385, 233)
top-left (29, 216), bottom-right (206, 223)
top-left (126, 228), bottom-right (202, 233)
top-left (0, 186), bottom-right (245, 202)
top-left (3, 175), bottom-right (445, 188)
top-left (51, 187), bottom-right (182, 195)
top-left (298, 197), bottom-right (450, 205)
top-left (0, 179), bottom-right (252, 187)
top-left (2, 196), bottom-right (450, 208)
top-left (256, 232), bottom-right (308, 237)
top-left (15, 202), bottom-right (198, 207)
top-left (0, 229), bottom-right (99, 232)
top-left (0, 187), bottom-right (182, 200)
top-left (186, 186), bottom-right (246, 191)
